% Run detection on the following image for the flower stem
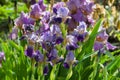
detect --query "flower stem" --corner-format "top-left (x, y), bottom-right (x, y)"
top-left (31, 59), bottom-right (35, 80)
top-left (50, 0), bottom-right (54, 12)
top-left (66, 66), bottom-right (73, 80)
top-left (38, 64), bottom-right (44, 80)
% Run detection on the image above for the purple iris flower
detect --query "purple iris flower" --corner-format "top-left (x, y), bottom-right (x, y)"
top-left (72, 21), bottom-right (88, 42)
top-left (67, 0), bottom-right (93, 13)
top-left (66, 35), bottom-right (78, 50)
top-left (63, 51), bottom-right (78, 68)
top-left (49, 16), bottom-right (62, 24)
top-left (94, 30), bottom-right (117, 52)
top-left (94, 41), bottom-right (104, 51)
top-left (67, 0), bottom-right (94, 26)
top-left (15, 12), bottom-right (35, 28)
top-left (75, 21), bottom-right (87, 34)
top-left (40, 31), bottom-right (55, 52)
top-left (25, 46), bottom-right (35, 58)
top-left (39, 24), bottom-right (63, 51)
top-left (25, 32), bottom-right (39, 44)
top-left (67, 0), bottom-right (80, 11)
top-left (41, 41), bottom-right (55, 53)
top-left (67, 0), bottom-right (78, 14)
top-left (22, 24), bottom-right (34, 34)
top-left (38, 0), bottom-right (47, 11)
top-left (40, 31), bottom-right (54, 42)
top-left (94, 41), bottom-right (116, 52)
top-left (43, 65), bottom-right (49, 75)
top-left (80, 1), bottom-right (94, 15)
top-left (0, 52), bottom-right (5, 67)
top-left (57, 7), bottom-right (69, 18)
top-left (50, 24), bottom-right (61, 35)
top-left (86, 15), bottom-right (94, 26)
top-left (106, 42), bottom-right (116, 50)
top-left (36, 23), bottom-right (50, 35)
top-left (25, 46), bottom-right (45, 61)
top-left (72, 10), bottom-right (87, 22)
top-left (41, 11), bottom-right (50, 23)
top-left (53, 2), bottom-right (65, 14)
top-left (52, 6), bottom-right (70, 24)
top-left (47, 49), bottom-right (63, 66)
top-left (30, 4), bottom-right (42, 20)
top-left (9, 27), bottom-right (18, 40)
top-left (55, 36), bottom-right (63, 44)
top-left (67, 18), bottom-right (77, 32)
top-left (96, 30), bottom-right (108, 43)
top-left (47, 49), bottom-right (57, 61)
top-left (34, 50), bottom-right (44, 62)
top-left (77, 33), bottom-right (88, 42)
top-left (50, 24), bottom-right (63, 44)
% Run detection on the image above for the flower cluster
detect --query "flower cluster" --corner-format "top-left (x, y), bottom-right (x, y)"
top-left (10, 0), bottom-right (116, 75)
top-left (67, 0), bottom-right (94, 32)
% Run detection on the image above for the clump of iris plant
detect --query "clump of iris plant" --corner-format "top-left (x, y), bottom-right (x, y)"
top-left (10, 0), bottom-right (117, 76)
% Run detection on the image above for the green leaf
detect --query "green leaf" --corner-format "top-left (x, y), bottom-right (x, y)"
top-left (9, 40), bottom-right (21, 51)
top-left (103, 67), bottom-right (108, 80)
top-left (85, 18), bottom-right (103, 53)
top-left (66, 67), bottom-right (73, 80)
top-left (50, 65), bottom-right (57, 80)
top-left (107, 55), bottom-right (120, 74)
top-left (80, 51), bottom-right (97, 62)
top-left (105, 51), bottom-right (115, 60)
top-left (81, 65), bottom-right (94, 80)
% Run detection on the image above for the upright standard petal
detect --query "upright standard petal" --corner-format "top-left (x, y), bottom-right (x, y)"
top-left (63, 51), bottom-right (78, 68)
top-left (73, 21), bottom-right (88, 42)
top-left (53, 2), bottom-right (65, 14)
top-left (30, 4), bottom-right (42, 20)
top-left (66, 35), bottom-right (78, 50)
top-left (57, 7), bottom-right (69, 18)
top-left (96, 30), bottom-right (108, 43)
top-left (38, 0), bottom-right (47, 11)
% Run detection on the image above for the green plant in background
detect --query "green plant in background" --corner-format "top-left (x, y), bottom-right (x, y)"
top-left (0, 0), bottom-right (29, 39)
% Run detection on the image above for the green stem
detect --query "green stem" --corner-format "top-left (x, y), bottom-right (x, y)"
top-left (50, 65), bottom-right (57, 80)
top-left (38, 64), bottom-right (44, 80)
top-left (31, 59), bottom-right (35, 80)
top-left (66, 66), bottom-right (73, 80)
